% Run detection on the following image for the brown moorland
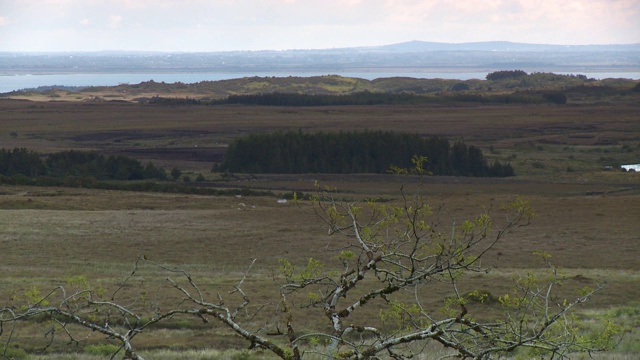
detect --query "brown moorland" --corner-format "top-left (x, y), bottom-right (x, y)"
top-left (0, 92), bottom-right (639, 357)
top-left (1, 98), bottom-right (639, 173)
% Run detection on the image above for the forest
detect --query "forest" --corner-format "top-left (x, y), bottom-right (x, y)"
top-left (220, 130), bottom-right (514, 176)
top-left (0, 148), bottom-right (166, 181)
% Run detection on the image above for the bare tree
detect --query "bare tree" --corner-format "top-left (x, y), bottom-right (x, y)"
top-left (0, 170), bottom-right (619, 359)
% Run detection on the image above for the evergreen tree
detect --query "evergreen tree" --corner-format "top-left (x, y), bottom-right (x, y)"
top-left (220, 131), bottom-right (513, 177)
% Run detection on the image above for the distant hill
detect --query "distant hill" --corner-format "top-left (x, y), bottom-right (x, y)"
top-left (370, 41), bottom-right (640, 53)
top-left (3, 73), bottom-right (638, 104)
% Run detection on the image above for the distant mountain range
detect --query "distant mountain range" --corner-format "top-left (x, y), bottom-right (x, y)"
top-left (368, 40), bottom-right (640, 53)
top-left (1, 41), bottom-right (638, 75)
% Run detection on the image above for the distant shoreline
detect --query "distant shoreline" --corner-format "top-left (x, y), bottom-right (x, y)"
top-left (3, 66), bottom-right (640, 77)
top-left (2, 70), bottom-right (639, 94)
top-left (3, 42), bottom-right (637, 83)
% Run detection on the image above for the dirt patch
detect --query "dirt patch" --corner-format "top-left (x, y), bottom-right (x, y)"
top-left (118, 147), bottom-right (225, 163)
top-left (70, 129), bottom-right (214, 142)
top-left (69, 130), bottom-right (163, 142)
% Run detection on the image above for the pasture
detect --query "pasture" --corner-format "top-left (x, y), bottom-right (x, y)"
top-left (0, 98), bottom-right (639, 358)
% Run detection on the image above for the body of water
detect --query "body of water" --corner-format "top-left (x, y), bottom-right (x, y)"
top-left (1, 71), bottom-right (639, 94)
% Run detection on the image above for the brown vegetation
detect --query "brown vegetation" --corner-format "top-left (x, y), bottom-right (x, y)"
top-left (0, 83), bottom-right (639, 356)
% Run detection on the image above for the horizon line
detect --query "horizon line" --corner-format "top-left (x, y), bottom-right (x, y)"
top-left (2, 40), bottom-right (640, 54)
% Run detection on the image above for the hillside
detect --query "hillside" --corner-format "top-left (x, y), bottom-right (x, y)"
top-left (2, 72), bottom-right (638, 103)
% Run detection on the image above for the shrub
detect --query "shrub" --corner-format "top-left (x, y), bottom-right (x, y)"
top-left (1, 346), bottom-right (28, 359)
top-left (170, 167), bottom-right (182, 180)
top-left (543, 91), bottom-right (567, 104)
top-left (84, 343), bottom-right (121, 356)
top-left (451, 82), bottom-right (470, 91)
top-left (63, 176), bottom-right (98, 188)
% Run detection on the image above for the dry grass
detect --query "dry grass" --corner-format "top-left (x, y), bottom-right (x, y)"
top-left (1, 99), bottom-right (639, 173)
top-left (0, 98), bottom-right (639, 357)
top-left (1, 181), bottom-right (639, 355)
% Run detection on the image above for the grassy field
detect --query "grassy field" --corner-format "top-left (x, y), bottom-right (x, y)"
top-left (0, 96), bottom-right (639, 358)
top-left (1, 99), bottom-right (639, 174)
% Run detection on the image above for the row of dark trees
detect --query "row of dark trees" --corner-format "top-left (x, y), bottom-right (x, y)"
top-left (225, 92), bottom-right (427, 106)
top-left (486, 70), bottom-right (528, 81)
top-left (221, 91), bottom-right (566, 106)
top-left (143, 91), bottom-right (569, 107)
top-left (0, 148), bottom-right (167, 180)
top-left (220, 130), bottom-right (514, 177)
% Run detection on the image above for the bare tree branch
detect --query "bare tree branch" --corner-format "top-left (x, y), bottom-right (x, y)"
top-left (0, 178), bottom-right (618, 360)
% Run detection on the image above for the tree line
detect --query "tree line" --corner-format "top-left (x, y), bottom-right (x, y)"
top-left (222, 91), bottom-right (566, 106)
top-left (219, 130), bottom-right (514, 177)
top-left (225, 92), bottom-right (427, 106)
top-left (486, 70), bottom-right (528, 81)
top-left (144, 90), bottom-right (568, 107)
top-left (0, 148), bottom-right (167, 181)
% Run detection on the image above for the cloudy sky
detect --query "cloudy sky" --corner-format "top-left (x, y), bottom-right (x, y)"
top-left (1, 0), bottom-right (638, 52)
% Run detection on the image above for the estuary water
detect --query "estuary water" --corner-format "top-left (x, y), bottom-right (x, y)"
top-left (1, 71), bottom-right (639, 94)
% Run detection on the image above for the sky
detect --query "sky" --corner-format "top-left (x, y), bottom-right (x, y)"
top-left (0, 0), bottom-right (639, 52)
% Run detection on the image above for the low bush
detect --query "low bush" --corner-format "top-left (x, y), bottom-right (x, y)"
top-left (1, 346), bottom-right (28, 359)
top-left (84, 344), bottom-right (121, 356)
